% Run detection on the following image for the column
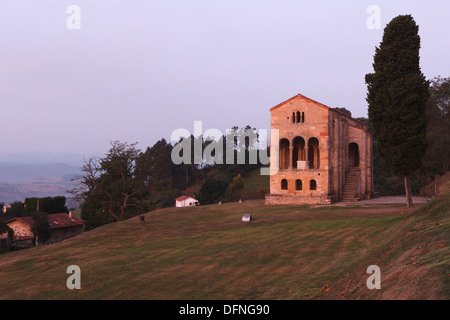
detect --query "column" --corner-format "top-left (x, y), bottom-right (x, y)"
top-left (305, 146), bottom-right (309, 169)
top-left (288, 145), bottom-right (294, 169)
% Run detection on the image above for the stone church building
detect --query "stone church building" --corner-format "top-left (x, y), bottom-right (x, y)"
top-left (265, 94), bottom-right (373, 205)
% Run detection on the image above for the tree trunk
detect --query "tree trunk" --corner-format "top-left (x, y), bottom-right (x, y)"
top-left (168, 175), bottom-right (171, 190)
top-left (404, 175), bottom-right (413, 208)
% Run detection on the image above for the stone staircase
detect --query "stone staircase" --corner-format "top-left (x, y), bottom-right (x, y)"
top-left (341, 167), bottom-right (361, 202)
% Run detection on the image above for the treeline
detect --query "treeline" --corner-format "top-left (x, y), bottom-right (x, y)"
top-left (75, 126), bottom-right (268, 229)
top-left (73, 76), bottom-right (448, 229)
top-left (358, 76), bottom-right (449, 195)
top-left (0, 196), bottom-right (68, 221)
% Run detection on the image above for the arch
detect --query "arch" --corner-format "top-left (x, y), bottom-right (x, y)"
top-left (279, 138), bottom-right (290, 169)
top-left (307, 137), bottom-right (320, 169)
top-left (292, 136), bottom-right (306, 168)
top-left (349, 142), bottom-right (359, 167)
top-left (310, 179), bottom-right (317, 190)
top-left (281, 179), bottom-right (288, 190)
top-left (296, 179), bottom-right (302, 191)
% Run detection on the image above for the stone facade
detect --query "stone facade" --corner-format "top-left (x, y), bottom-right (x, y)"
top-left (265, 94), bottom-right (373, 205)
top-left (6, 213), bottom-right (85, 247)
top-left (6, 220), bottom-right (32, 239)
top-left (3, 219), bottom-right (34, 247)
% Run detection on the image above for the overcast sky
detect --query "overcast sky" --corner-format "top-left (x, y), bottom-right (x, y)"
top-left (1, 0), bottom-right (449, 161)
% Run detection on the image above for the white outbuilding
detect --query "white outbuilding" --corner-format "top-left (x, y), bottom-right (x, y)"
top-left (175, 195), bottom-right (199, 207)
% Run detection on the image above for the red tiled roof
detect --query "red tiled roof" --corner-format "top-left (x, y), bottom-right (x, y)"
top-left (6, 213), bottom-right (85, 229)
top-left (47, 213), bottom-right (85, 228)
top-left (175, 195), bottom-right (196, 201)
top-left (6, 216), bottom-right (32, 225)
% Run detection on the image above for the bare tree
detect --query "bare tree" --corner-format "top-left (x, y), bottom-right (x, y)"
top-left (72, 141), bottom-right (143, 222)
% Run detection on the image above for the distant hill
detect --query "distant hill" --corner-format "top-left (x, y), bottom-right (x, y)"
top-left (0, 151), bottom-right (88, 167)
top-left (0, 163), bottom-right (80, 183)
top-left (0, 162), bottom-right (81, 203)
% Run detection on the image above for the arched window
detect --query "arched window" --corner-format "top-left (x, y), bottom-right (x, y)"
top-left (296, 111), bottom-right (300, 123)
top-left (292, 112), bottom-right (295, 123)
top-left (302, 112), bottom-right (305, 123)
top-left (281, 179), bottom-right (288, 190)
top-left (310, 179), bottom-right (317, 190)
top-left (307, 137), bottom-right (320, 169)
top-left (296, 179), bottom-right (302, 190)
top-left (279, 139), bottom-right (290, 169)
top-left (349, 142), bottom-right (359, 167)
top-left (292, 136), bottom-right (305, 168)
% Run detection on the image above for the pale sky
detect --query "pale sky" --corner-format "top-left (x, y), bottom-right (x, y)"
top-left (1, 0), bottom-right (449, 160)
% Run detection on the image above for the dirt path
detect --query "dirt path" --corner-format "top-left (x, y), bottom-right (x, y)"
top-left (329, 196), bottom-right (431, 207)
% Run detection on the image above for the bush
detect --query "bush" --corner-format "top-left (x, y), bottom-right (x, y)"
top-left (31, 212), bottom-right (52, 244)
top-left (198, 175), bottom-right (230, 205)
top-left (224, 174), bottom-right (245, 202)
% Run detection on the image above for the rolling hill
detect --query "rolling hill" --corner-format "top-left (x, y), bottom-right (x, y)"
top-left (0, 163), bottom-right (80, 203)
top-left (0, 182), bottom-right (448, 300)
top-left (0, 162), bottom-right (79, 183)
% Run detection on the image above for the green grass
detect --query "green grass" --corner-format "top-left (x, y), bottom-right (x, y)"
top-left (319, 190), bottom-right (450, 299)
top-left (242, 168), bottom-right (269, 193)
top-left (0, 191), bottom-right (448, 300)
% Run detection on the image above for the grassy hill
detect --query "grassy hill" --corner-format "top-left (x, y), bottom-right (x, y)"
top-left (0, 187), bottom-right (448, 299)
top-left (181, 167), bottom-right (269, 200)
top-left (241, 168), bottom-right (270, 198)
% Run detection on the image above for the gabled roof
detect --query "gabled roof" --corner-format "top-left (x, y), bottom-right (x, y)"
top-left (270, 93), bottom-right (332, 112)
top-left (175, 195), bottom-right (197, 201)
top-left (270, 93), bottom-right (369, 128)
top-left (6, 213), bottom-right (85, 229)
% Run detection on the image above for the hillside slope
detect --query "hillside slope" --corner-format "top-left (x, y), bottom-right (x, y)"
top-left (317, 177), bottom-right (450, 299)
top-left (181, 167), bottom-right (269, 200)
top-left (0, 190), bottom-right (448, 299)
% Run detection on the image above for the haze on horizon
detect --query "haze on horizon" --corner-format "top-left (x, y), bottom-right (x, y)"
top-left (1, 0), bottom-right (449, 161)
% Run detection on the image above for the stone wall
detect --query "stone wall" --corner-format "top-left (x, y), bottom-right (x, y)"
top-left (269, 95), bottom-right (330, 201)
top-left (7, 220), bottom-right (33, 238)
top-left (265, 193), bottom-right (335, 205)
top-left (267, 94), bottom-right (373, 205)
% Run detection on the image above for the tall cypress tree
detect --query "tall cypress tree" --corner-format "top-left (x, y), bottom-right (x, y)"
top-left (365, 15), bottom-right (429, 208)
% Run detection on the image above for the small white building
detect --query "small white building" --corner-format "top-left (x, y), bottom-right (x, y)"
top-left (175, 195), bottom-right (198, 207)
